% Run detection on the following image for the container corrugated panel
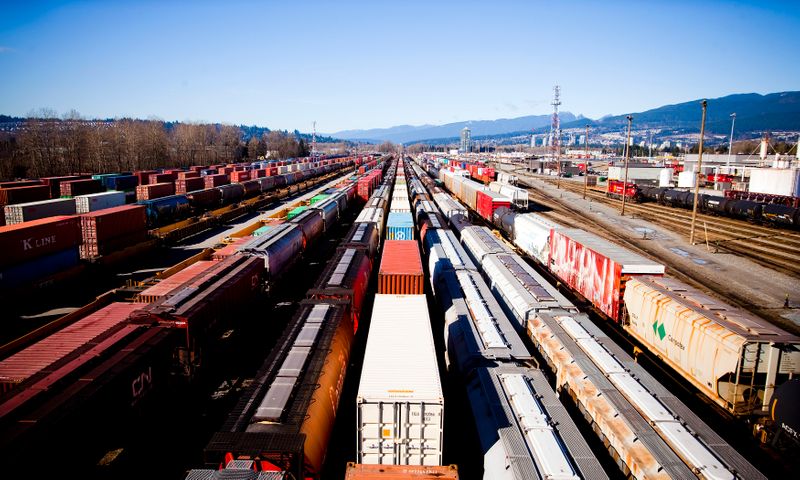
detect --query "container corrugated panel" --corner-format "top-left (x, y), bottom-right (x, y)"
top-left (386, 211), bottom-right (414, 240)
top-left (344, 463), bottom-right (459, 479)
top-left (252, 225), bottom-right (273, 237)
top-left (459, 226), bottom-right (513, 263)
top-left (136, 260), bottom-right (217, 303)
top-left (74, 191), bottom-right (127, 213)
top-left (287, 206), bottom-right (307, 220)
top-left (80, 204), bottom-right (147, 242)
top-left (0, 185), bottom-right (51, 207)
top-left (378, 240), bottom-right (423, 295)
top-left (135, 182), bottom-right (174, 201)
top-left (0, 302), bottom-right (141, 388)
top-left (59, 179), bottom-right (103, 197)
top-left (357, 295), bottom-right (443, 466)
top-left (0, 247), bottom-right (80, 289)
top-left (3, 198), bottom-right (77, 224)
top-left (0, 215), bottom-right (81, 268)
top-left (175, 177), bottom-right (205, 195)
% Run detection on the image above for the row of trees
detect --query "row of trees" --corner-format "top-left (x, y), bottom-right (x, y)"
top-left (0, 110), bottom-right (315, 180)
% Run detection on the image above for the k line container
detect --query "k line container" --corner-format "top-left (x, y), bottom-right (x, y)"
top-left (0, 247), bottom-right (80, 289)
top-left (378, 240), bottom-right (424, 295)
top-left (357, 294), bottom-right (444, 466)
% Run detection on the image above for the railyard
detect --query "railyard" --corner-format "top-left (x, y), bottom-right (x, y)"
top-left (0, 153), bottom-right (797, 480)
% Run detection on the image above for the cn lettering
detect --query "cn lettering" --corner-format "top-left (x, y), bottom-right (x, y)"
top-left (131, 367), bottom-right (153, 402)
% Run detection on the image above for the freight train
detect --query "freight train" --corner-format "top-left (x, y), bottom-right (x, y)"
top-left (0, 161), bottom-right (389, 474)
top-left (404, 160), bottom-right (607, 479)
top-left (201, 159), bottom-right (393, 479)
top-left (606, 180), bottom-right (800, 228)
top-left (411, 156), bottom-right (767, 479)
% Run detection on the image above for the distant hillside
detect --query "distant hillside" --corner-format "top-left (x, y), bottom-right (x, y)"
top-left (555, 91), bottom-right (800, 134)
top-left (331, 113), bottom-right (579, 143)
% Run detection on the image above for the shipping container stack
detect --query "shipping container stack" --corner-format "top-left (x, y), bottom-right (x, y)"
top-left (78, 204), bottom-right (148, 259)
top-left (0, 216), bottom-right (82, 289)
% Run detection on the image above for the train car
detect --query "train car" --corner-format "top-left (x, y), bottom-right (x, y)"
top-left (606, 180), bottom-right (640, 201)
top-left (548, 228), bottom-right (665, 321)
top-left (339, 220), bottom-right (380, 259)
top-left (624, 275), bottom-right (800, 417)
top-left (356, 294), bottom-right (443, 466)
top-left (206, 301), bottom-right (354, 479)
top-left (238, 223), bottom-right (305, 280)
top-left (458, 226), bottom-right (514, 264)
top-left (307, 247), bottom-right (372, 333)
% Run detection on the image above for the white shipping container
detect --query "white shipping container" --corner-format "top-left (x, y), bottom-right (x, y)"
top-left (357, 295), bottom-right (443, 466)
top-left (748, 167), bottom-right (800, 197)
top-left (4, 198), bottom-right (76, 224)
top-left (658, 168), bottom-right (674, 187)
top-left (74, 191), bottom-right (127, 213)
top-left (677, 170), bottom-right (696, 188)
top-left (607, 166), bottom-right (662, 181)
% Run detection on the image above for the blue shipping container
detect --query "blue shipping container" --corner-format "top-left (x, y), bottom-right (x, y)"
top-left (138, 195), bottom-right (191, 226)
top-left (104, 174), bottom-right (138, 191)
top-left (386, 211), bottom-right (414, 240)
top-left (0, 248), bottom-right (80, 289)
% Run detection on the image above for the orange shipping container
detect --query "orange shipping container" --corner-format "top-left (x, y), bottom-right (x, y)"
top-left (378, 240), bottom-right (423, 294)
top-left (345, 463), bottom-right (459, 480)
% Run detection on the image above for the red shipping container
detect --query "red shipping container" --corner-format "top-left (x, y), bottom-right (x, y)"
top-left (0, 180), bottom-right (41, 189)
top-left (218, 167), bottom-right (234, 175)
top-left (40, 176), bottom-right (80, 198)
top-left (253, 169), bottom-right (267, 178)
top-left (175, 177), bottom-right (205, 194)
top-left (136, 182), bottom-right (174, 201)
top-left (548, 228), bottom-right (665, 321)
top-left (230, 171), bottom-right (250, 182)
top-left (177, 171), bottom-right (200, 180)
top-left (190, 165), bottom-right (206, 173)
top-left (149, 173), bottom-right (173, 184)
top-left (186, 188), bottom-right (222, 208)
top-left (0, 216), bottom-right (81, 269)
top-left (80, 204), bottom-right (147, 242)
top-left (204, 174), bottom-right (230, 188)
top-left (134, 170), bottom-right (157, 185)
top-left (59, 179), bottom-right (103, 197)
top-left (0, 302), bottom-right (143, 390)
top-left (378, 240), bottom-right (424, 294)
top-left (0, 185), bottom-right (51, 206)
top-left (476, 190), bottom-right (511, 221)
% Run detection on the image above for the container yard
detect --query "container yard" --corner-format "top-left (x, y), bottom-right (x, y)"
top-left (0, 151), bottom-right (797, 480)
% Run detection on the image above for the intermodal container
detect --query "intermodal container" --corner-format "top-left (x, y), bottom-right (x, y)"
top-left (101, 174), bottom-right (138, 191)
top-left (230, 170), bottom-right (250, 182)
top-left (0, 247), bottom-right (80, 290)
top-left (252, 225), bottom-right (273, 237)
top-left (0, 185), bottom-right (51, 206)
top-left (357, 294), bottom-right (443, 466)
top-left (4, 198), bottom-right (76, 224)
top-left (310, 193), bottom-right (330, 205)
top-left (136, 182), bottom-right (174, 201)
top-left (0, 302), bottom-right (141, 390)
top-left (59, 179), bottom-right (103, 197)
top-left (344, 463), bottom-right (459, 480)
top-left (177, 171), bottom-right (200, 180)
top-left (79, 204), bottom-right (146, 242)
top-left (74, 191), bottom-right (127, 213)
top-left (386, 211), bottom-right (414, 240)
top-left (148, 173), bottom-right (173, 184)
top-left (186, 188), bottom-right (221, 208)
top-left (0, 180), bottom-right (41, 189)
top-left (475, 190), bottom-right (511, 221)
top-left (287, 205), bottom-right (307, 220)
top-left (0, 216), bottom-right (81, 268)
top-left (133, 170), bottom-right (157, 185)
top-left (40, 176), bottom-right (80, 198)
top-left (204, 174), bottom-right (230, 188)
top-left (138, 195), bottom-right (191, 226)
top-left (378, 240), bottom-right (424, 295)
top-left (175, 177), bottom-right (204, 194)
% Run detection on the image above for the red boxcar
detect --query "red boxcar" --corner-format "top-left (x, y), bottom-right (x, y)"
top-left (476, 190), bottom-right (511, 222)
top-left (547, 228), bottom-right (664, 320)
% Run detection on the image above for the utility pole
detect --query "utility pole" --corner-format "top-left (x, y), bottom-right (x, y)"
top-left (689, 100), bottom-right (708, 245)
top-left (726, 112), bottom-right (736, 170)
top-left (311, 121), bottom-right (317, 157)
top-left (583, 124), bottom-right (590, 199)
top-left (620, 115), bottom-right (633, 216)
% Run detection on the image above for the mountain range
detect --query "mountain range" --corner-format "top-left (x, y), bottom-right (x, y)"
top-left (332, 91), bottom-right (800, 144)
top-left (330, 113), bottom-right (579, 144)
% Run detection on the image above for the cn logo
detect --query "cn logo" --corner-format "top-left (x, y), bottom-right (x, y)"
top-left (131, 367), bottom-right (153, 404)
top-left (395, 231), bottom-right (406, 240)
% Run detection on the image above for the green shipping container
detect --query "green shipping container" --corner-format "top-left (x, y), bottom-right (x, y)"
top-left (310, 194), bottom-right (330, 205)
top-left (252, 225), bottom-right (273, 236)
top-left (287, 206), bottom-right (308, 220)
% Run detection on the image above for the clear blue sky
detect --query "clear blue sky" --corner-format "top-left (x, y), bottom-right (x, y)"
top-left (1, 0), bottom-right (798, 133)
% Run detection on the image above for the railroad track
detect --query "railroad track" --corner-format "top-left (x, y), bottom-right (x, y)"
top-left (534, 175), bottom-right (800, 277)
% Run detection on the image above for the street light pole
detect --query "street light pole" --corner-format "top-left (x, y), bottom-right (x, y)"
top-left (583, 124), bottom-right (590, 199)
top-left (620, 115), bottom-right (633, 216)
top-left (689, 100), bottom-right (708, 245)
top-left (726, 112), bottom-right (736, 170)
